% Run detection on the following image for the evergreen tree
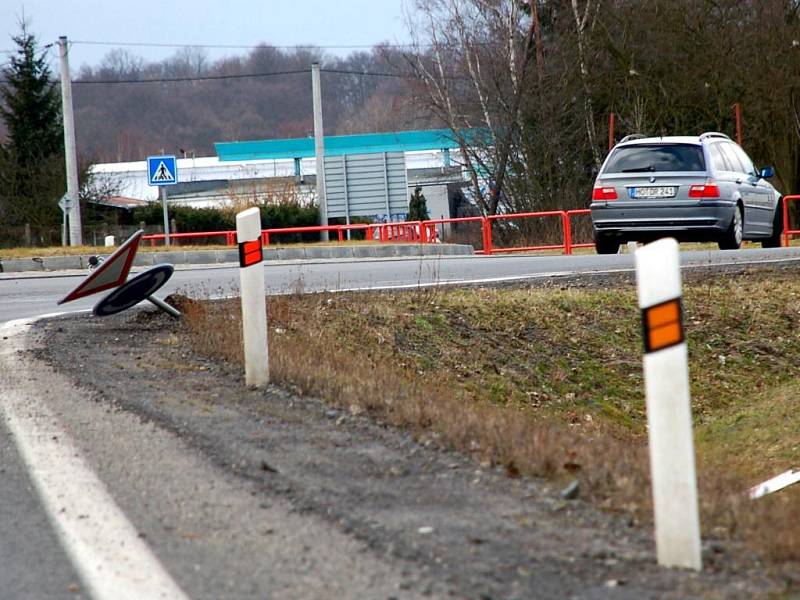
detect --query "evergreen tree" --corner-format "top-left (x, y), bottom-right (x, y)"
top-left (0, 24), bottom-right (62, 165)
top-left (408, 186), bottom-right (430, 221)
top-left (0, 22), bottom-right (64, 231)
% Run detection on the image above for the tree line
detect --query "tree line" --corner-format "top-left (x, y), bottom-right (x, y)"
top-left (71, 45), bottom-right (425, 162)
top-left (405, 0), bottom-right (800, 214)
top-left (56, 0), bottom-right (800, 214)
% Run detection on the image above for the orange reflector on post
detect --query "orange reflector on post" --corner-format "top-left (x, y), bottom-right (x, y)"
top-left (238, 239), bottom-right (262, 268)
top-left (642, 297), bottom-right (684, 353)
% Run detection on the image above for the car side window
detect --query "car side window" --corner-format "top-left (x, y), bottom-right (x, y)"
top-left (719, 143), bottom-right (745, 174)
top-left (730, 144), bottom-right (758, 177)
top-left (708, 144), bottom-right (730, 172)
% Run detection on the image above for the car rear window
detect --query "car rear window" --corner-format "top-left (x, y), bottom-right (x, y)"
top-left (603, 144), bottom-right (706, 173)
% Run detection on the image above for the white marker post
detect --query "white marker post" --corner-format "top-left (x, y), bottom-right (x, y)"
top-left (236, 208), bottom-right (269, 387)
top-left (635, 238), bottom-right (701, 571)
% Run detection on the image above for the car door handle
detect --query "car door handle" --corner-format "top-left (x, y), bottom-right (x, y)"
top-left (735, 179), bottom-right (742, 184)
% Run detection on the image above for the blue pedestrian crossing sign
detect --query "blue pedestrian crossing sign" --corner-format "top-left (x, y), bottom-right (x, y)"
top-left (147, 155), bottom-right (178, 186)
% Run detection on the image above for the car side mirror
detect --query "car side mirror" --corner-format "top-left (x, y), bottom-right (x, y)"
top-left (760, 166), bottom-right (775, 179)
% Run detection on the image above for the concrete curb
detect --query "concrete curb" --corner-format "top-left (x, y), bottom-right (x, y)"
top-left (0, 244), bottom-right (474, 274)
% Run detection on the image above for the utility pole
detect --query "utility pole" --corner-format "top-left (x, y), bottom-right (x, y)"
top-left (311, 63), bottom-right (329, 241)
top-left (58, 36), bottom-right (82, 246)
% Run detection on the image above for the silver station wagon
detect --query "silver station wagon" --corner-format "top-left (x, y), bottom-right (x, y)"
top-left (590, 133), bottom-right (783, 254)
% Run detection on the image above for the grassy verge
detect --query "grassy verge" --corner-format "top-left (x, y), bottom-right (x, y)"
top-left (174, 267), bottom-right (800, 565)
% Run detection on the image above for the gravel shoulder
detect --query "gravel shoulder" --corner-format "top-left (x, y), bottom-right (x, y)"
top-left (31, 308), bottom-right (785, 599)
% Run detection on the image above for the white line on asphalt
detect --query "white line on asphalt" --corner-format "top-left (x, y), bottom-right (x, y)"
top-left (0, 318), bottom-right (189, 600)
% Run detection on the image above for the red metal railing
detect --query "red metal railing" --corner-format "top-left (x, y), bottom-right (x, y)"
top-left (143, 230), bottom-right (237, 247)
top-left (783, 195), bottom-right (800, 247)
top-left (141, 210), bottom-right (598, 255)
top-left (565, 209), bottom-right (594, 255)
top-left (486, 210), bottom-right (568, 254)
top-left (420, 216), bottom-right (487, 252)
top-left (141, 200), bottom-right (799, 254)
top-left (363, 221), bottom-right (427, 243)
top-left (259, 223), bottom-right (375, 246)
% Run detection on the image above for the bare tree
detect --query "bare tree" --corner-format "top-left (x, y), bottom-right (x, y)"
top-left (406, 0), bottom-right (538, 215)
top-left (569, 0), bottom-right (602, 168)
top-left (163, 47), bottom-right (209, 78)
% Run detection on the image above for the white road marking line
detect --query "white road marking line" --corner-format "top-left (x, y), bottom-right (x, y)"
top-left (0, 318), bottom-right (189, 600)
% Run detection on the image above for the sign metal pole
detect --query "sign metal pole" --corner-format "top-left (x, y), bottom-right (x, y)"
top-left (161, 186), bottom-right (171, 246)
top-left (147, 155), bottom-right (178, 248)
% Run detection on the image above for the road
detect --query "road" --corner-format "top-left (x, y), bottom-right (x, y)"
top-left (0, 247), bottom-right (797, 598)
top-left (4, 246), bottom-right (800, 322)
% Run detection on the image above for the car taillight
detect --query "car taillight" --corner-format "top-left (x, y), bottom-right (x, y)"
top-left (592, 185), bottom-right (618, 201)
top-left (688, 180), bottom-right (720, 198)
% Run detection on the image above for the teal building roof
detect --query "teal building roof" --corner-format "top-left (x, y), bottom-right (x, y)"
top-left (214, 129), bottom-right (463, 161)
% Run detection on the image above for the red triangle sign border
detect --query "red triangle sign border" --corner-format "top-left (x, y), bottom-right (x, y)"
top-left (58, 230), bottom-right (144, 304)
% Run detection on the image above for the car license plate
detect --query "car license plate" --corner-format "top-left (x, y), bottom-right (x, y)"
top-left (630, 186), bottom-right (676, 199)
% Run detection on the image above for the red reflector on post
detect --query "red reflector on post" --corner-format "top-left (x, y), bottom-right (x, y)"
top-left (238, 239), bottom-right (263, 267)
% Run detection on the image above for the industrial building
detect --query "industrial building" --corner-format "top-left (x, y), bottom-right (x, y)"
top-left (90, 129), bottom-right (472, 224)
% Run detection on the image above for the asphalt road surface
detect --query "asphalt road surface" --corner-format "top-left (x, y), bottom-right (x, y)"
top-left (1, 247), bottom-right (798, 599)
top-left (3, 246), bottom-right (800, 322)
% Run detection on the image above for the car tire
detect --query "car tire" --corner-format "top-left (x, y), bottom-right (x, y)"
top-left (761, 198), bottom-right (783, 249)
top-left (718, 204), bottom-right (743, 250)
top-left (595, 235), bottom-right (620, 255)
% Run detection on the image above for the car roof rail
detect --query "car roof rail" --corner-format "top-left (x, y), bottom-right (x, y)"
top-left (699, 132), bottom-right (732, 142)
top-left (619, 133), bottom-right (647, 144)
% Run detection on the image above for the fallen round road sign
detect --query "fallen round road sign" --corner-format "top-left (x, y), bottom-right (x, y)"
top-left (93, 264), bottom-right (174, 317)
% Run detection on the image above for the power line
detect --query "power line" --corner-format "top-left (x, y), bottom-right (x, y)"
top-left (70, 40), bottom-right (425, 51)
top-left (0, 66), bottom-right (448, 86)
top-left (71, 68), bottom-right (312, 85)
top-left (0, 67), bottom-right (411, 86)
top-left (70, 68), bottom-right (410, 85)
top-left (320, 68), bottom-right (410, 79)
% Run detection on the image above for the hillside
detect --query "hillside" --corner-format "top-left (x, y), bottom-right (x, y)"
top-left (71, 46), bottom-right (426, 163)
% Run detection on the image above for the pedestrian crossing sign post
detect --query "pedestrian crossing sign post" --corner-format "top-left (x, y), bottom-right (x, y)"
top-left (147, 155), bottom-right (178, 186)
top-left (146, 155), bottom-right (178, 246)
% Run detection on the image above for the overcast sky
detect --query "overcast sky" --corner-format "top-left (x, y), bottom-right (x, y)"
top-left (1, 0), bottom-right (412, 71)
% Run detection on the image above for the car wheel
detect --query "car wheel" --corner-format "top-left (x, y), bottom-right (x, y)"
top-left (595, 234), bottom-right (620, 255)
top-left (718, 204), bottom-right (743, 250)
top-left (762, 198), bottom-right (783, 248)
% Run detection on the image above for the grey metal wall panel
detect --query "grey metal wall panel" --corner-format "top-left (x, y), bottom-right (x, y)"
top-left (324, 151), bottom-right (409, 219)
top-left (324, 156), bottom-right (347, 218)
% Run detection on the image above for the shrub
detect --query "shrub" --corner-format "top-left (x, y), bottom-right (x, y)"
top-left (408, 187), bottom-right (430, 221)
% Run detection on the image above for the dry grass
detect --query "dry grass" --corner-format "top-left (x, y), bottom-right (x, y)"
top-left (173, 268), bottom-right (800, 566)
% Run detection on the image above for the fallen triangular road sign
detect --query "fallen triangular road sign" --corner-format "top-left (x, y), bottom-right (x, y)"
top-left (58, 230), bottom-right (143, 304)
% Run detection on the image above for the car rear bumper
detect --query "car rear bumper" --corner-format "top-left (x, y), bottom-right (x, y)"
top-left (590, 200), bottom-right (735, 242)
